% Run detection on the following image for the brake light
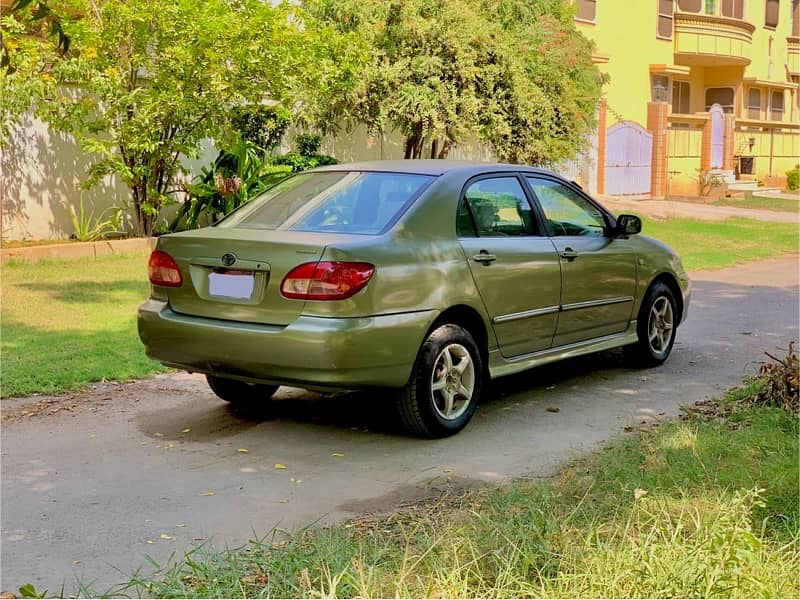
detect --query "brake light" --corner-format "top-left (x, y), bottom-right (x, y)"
top-left (148, 250), bottom-right (182, 287)
top-left (281, 261), bottom-right (375, 300)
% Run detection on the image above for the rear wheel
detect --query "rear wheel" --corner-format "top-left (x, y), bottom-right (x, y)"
top-left (396, 324), bottom-right (483, 438)
top-left (206, 375), bottom-right (279, 405)
top-left (624, 282), bottom-right (677, 367)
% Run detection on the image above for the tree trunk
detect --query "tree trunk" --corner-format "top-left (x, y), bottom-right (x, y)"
top-left (430, 139), bottom-right (438, 159)
top-left (437, 140), bottom-right (452, 159)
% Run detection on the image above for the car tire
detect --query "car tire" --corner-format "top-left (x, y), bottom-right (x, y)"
top-left (396, 324), bottom-right (483, 438)
top-left (624, 281), bottom-right (678, 367)
top-left (206, 375), bottom-right (279, 405)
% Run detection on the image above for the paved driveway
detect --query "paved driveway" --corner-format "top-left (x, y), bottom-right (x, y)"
top-left (1, 255), bottom-right (798, 595)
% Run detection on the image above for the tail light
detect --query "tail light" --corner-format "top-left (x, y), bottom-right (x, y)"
top-left (148, 250), bottom-right (182, 287)
top-left (281, 261), bottom-right (375, 300)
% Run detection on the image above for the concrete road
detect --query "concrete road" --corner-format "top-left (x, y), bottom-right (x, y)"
top-left (2, 255), bottom-right (798, 595)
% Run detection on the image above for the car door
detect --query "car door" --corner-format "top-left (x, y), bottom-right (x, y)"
top-left (457, 175), bottom-right (562, 358)
top-left (525, 176), bottom-right (637, 347)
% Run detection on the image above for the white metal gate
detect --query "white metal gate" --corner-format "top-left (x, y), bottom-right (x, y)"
top-left (605, 121), bottom-right (653, 195)
top-left (709, 104), bottom-right (725, 169)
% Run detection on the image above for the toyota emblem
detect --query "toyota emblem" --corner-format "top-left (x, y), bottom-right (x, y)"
top-left (221, 253), bottom-right (236, 267)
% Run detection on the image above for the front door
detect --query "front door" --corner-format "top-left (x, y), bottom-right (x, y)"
top-left (457, 175), bottom-right (562, 358)
top-left (525, 176), bottom-right (637, 347)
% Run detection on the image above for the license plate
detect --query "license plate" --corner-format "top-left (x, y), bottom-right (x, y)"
top-left (208, 271), bottom-right (255, 299)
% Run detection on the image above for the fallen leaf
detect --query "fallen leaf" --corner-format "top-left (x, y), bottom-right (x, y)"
top-left (331, 452), bottom-right (344, 457)
top-left (545, 385), bottom-right (556, 391)
top-left (193, 537), bottom-right (205, 541)
top-left (160, 534), bottom-right (174, 540)
top-left (546, 406), bottom-right (560, 413)
top-left (200, 491), bottom-right (215, 496)
top-left (175, 524), bottom-right (186, 528)
top-left (146, 540), bottom-right (154, 544)
top-left (237, 448), bottom-right (249, 454)
top-left (623, 426), bottom-right (634, 432)
top-left (443, 468), bottom-right (454, 473)
top-left (279, 499), bottom-right (289, 504)
top-left (290, 477), bottom-right (303, 483)
top-left (154, 432), bottom-right (164, 437)
top-left (166, 443), bottom-right (175, 449)
top-left (274, 463), bottom-right (287, 470)
top-left (634, 488), bottom-right (648, 500)
top-left (641, 376), bottom-right (649, 382)
top-left (72, 560), bottom-right (81, 565)
top-left (181, 428), bottom-right (191, 433)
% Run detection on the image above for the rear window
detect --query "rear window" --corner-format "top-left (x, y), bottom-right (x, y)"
top-left (218, 171), bottom-right (434, 234)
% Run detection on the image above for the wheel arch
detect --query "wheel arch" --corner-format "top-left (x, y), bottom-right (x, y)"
top-left (647, 272), bottom-right (684, 326)
top-left (429, 304), bottom-right (491, 371)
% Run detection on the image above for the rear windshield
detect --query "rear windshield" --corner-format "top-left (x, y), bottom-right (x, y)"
top-left (218, 171), bottom-right (435, 234)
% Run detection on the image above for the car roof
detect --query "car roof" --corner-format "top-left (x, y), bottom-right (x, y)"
top-left (312, 159), bottom-right (558, 178)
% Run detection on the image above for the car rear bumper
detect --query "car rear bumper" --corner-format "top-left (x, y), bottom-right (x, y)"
top-left (137, 300), bottom-right (436, 390)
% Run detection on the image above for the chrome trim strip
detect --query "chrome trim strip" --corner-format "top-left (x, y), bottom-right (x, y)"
top-left (493, 305), bottom-right (560, 324)
top-left (561, 296), bottom-right (634, 313)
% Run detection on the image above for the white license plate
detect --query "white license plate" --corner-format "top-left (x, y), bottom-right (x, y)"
top-left (208, 271), bottom-right (255, 299)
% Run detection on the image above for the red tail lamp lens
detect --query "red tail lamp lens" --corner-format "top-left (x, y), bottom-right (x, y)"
top-left (281, 261), bottom-right (375, 300)
top-left (148, 250), bottom-right (182, 287)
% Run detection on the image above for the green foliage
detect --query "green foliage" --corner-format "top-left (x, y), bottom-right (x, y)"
top-left (785, 167), bottom-right (799, 191)
top-left (1, 0), bottom-right (70, 74)
top-left (17, 583), bottom-right (46, 599)
top-left (305, 0), bottom-right (603, 164)
top-left (2, 0), bottom-right (362, 236)
top-left (170, 137), bottom-right (292, 232)
top-left (68, 197), bottom-right (124, 241)
top-left (271, 134), bottom-right (338, 172)
top-left (230, 104), bottom-right (292, 154)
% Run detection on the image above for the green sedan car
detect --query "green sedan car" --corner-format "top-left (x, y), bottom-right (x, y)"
top-left (138, 160), bottom-right (690, 437)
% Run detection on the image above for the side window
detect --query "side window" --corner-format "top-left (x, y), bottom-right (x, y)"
top-left (459, 177), bottom-right (537, 237)
top-left (526, 178), bottom-right (606, 237)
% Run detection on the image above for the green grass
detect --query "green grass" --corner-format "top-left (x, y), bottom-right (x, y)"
top-left (0, 251), bottom-right (166, 397)
top-left (711, 196), bottom-right (800, 213)
top-left (641, 216), bottom-right (798, 270)
top-left (1, 216), bottom-right (797, 397)
top-left (92, 386), bottom-right (798, 599)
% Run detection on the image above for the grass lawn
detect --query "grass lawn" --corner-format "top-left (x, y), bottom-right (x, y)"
top-left (0, 251), bottom-right (166, 398)
top-left (641, 216), bottom-right (798, 270)
top-left (99, 382), bottom-right (798, 599)
top-left (1, 216), bottom-right (797, 398)
top-left (711, 195), bottom-right (800, 213)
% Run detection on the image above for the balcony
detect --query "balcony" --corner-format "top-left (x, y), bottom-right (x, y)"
top-left (788, 37), bottom-right (800, 77)
top-left (674, 13), bottom-right (754, 67)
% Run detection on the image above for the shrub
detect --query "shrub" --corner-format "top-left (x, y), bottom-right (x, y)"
top-left (785, 167), bottom-right (799, 191)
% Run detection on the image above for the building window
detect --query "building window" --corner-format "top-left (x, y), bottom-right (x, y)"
top-left (672, 80), bottom-right (691, 113)
top-left (652, 75), bottom-right (670, 101)
top-left (658, 0), bottom-right (674, 38)
top-left (705, 0), bottom-right (715, 13)
top-left (705, 87), bottom-right (735, 112)
top-left (747, 88), bottom-right (762, 119)
top-left (575, 0), bottom-right (597, 22)
top-left (765, 0), bottom-right (779, 28)
top-left (793, 0), bottom-right (800, 36)
top-left (679, 0), bottom-right (702, 11)
top-left (771, 90), bottom-right (784, 121)
top-left (722, 0), bottom-right (744, 18)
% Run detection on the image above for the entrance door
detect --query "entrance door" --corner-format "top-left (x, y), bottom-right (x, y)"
top-left (604, 121), bottom-right (653, 195)
top-left (709, 103), bottom-right (725, 169)
top-left (457, 175), bottom-right (562, 358)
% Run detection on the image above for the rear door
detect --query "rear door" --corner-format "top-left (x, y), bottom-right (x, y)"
top-left (457, 175), bottom-right (562, 358)
top-left (525, 176), bottom-right (637, 347)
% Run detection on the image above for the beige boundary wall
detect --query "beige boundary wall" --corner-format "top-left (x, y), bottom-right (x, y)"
top-left (0, 237), bottom-right (151, 264)
top-left (0, 118), bottom-right (496, 243)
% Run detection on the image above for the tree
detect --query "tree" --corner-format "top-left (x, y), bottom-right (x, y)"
top-left (1, 0), bottom-right (363, 235)
top-left (306, 0), bottom-right (604, 165)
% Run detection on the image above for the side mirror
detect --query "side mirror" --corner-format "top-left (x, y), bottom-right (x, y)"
top-left (613, 214), bottom-right (642, 237)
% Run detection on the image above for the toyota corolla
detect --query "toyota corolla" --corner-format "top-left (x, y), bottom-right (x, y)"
top-left (138, 161), bottom-right (690, 437)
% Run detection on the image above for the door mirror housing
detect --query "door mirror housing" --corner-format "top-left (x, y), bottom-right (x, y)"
top-left (611, 214), bottom-right (642, 237)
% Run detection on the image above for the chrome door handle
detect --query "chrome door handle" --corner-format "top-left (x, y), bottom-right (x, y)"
top-left (472, 252), bottom-right (497, 264)
top-left (560, 248), bottom-right (578, 261)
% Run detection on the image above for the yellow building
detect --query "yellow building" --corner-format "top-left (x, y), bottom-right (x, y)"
top-left (572, 0), bottom-right (800, 196)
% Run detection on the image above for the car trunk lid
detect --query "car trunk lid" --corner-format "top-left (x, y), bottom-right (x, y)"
top-left (156, 228), bottom-right (358, 325)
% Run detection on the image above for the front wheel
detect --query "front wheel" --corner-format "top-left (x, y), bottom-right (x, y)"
top-left (624, 282), bottom-right (677, 367)
top-left (396, 324), bottom-right (484, 438)
top-left (206, 375), bottom-right (279, 406)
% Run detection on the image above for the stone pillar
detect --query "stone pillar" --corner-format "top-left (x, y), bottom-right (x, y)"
top-left (596, 98), bottom-right (608, 195)
top-left (701, 118), bottom-right (712, 171)
top-left (647, 102), bottom-right (669, 198)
